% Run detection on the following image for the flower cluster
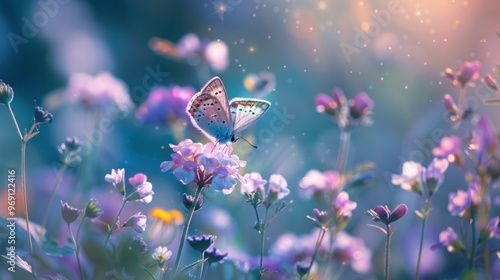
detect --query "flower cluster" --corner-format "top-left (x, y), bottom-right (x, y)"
top-left (160, 139), bottom-right (246, 194)
top-left (315, 87), bottom-right (373, 129)
top-left (105, 169), bottom-right (155, 202)
top-left (136, 85), bottom-right (195, 124)
top-left (241, 172), bottom-right (290, 208)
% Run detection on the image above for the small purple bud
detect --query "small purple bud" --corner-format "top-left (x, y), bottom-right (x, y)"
top-left (388, 204), bottom-right (408, 223)
top-left (187, 234), bottom-right (216, 253)
top-left (483, 75), bottom-right (498, 92)
top-left (182, 193), bottom-right (203, 211)
top-left (204, 247), bottom-right (228, 264)
top-left (312, 208), bottom-right (330, 225)
top-left (456, 60), bottom-right (481, 87)
top-left (34, 106), bottom-right (54, 125)
top-left (442, 94), bottom-right (458, 119)
top-left (61, 201), bottom-right (81, 225)
top-left (296, 262), bottom-right (309, 277)
top-left (476, 116), bottom-right (498, 156)
top-left (349, 92), bottom-right (373, 120)
top-left (315, 93), bottom-right (334, 113)
top-left (374, 205), bottom-right (389, 222)
top-left (64, 136), bottom-right (81, 152)
top-left (332, 87), bottom-right (347, 108)
top-left (0, 80), bottom-right (14, 105)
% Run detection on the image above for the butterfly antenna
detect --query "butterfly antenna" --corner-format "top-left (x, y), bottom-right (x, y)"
top-left (240, 136), bottom-right (257, 149)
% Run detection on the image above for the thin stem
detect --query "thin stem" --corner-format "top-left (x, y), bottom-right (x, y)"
top-left (68, 221), bottom-right (85, 280)
top-left (104, 200), bottom-right (127, 246)
top-left (201, 263), bottom-right (211, 280)
top-left (469, 206), bottom-right (476, 270)
top-left (457, 87), bottom-right (466, 121)
top-left (41, 163), bottom-right (68, 239)
top-left (305, 227), bottom-right (327, 279)
top-left (6, 104), bottom-right (22, 140)
top-left (335, 129), bottom-right (351, 174)
top-left (172, 184), bottom-right (203, 275)
top-left (140, 265), bottom-right (157, 280)
top-left (385, 224), bottom-right (391, 280)
top-left (258, 208), bottom-right (269, 278)
top-left (199, 252), bottom-right (204, 280)
top-left (21, 141), bottom-right (34, 257)
top-left (415, 202), bottom-right (430, 280)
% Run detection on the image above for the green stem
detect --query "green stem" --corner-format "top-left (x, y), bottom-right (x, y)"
top-left (258, 208), bottom-right (269, 278)
top-left (385, 224), bottom-right (391, 280)
top-left (415, 202), bottom-right (430, 280)
top-left (469, 206), bottom-right (476, 270)
top-left (21, 140), bottom-right (34, 258)
top-left (104, 200), bottom-right (127, 246)
top-left (41, 164), bottom-right (68, 239)
top-left (6, 104), bottom-right (22, 140)
top-left (201, 263), bottom-right (211, 280)
top-left (305, 227), bottom-right (327, 279)
top-left (69, 219), bottom-right (85, 280)
top-left (172, 184), bottom-right (203, 275)
top-left (199, 252), bottom-right (204, 280)
top-left (457, 87), bottom-right (466, 121)
top-left (335, 129), bottom-right (351, 174)
top-left (140, 265), bottom-right (157, 280)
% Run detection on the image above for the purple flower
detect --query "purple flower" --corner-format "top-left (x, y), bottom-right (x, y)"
top-left (444, 61), bottom-right (482, 87)
top-left (0, 80), bottom-right (14, 105)
top-left (349, 92), bottom-right (374, 120)
top-left (334, 192), bottom-right (357, 218)
top-left (308, 208), bottom-right (330, 226)
top-left (182, 193), bottom-right (204, 211)
top-left (34, 106), bottom-right (54, 125)
top-left (61, 201), bottom-right (81, 225)
top-left (65, 72), bottom-right (133, 113)
top-left (299, 170), bottom-right (344, 199)
top-left (442, 94), bottom-right (459, 121)
top-left (105, 168), bottom-right (126, 196)
top-left (330, 231), bottom-right (372, 274)
top-left (172, 33), bottom-right (229, 72)
top-left (315, 87), bottom-right (348, 127)
top-left (366, 204), bottom-right (408, 225)
top-left (473, 116), bottom-right (498, 158)
top-left (243, 72), bottom-right (276, 98)
top-left (204, 40), bottom-right (229, 72)
top-left (479, 217), bottom-right (500, 243)
top-left (136, 86), bottom-right (195, 124)
top-left (391, 161), bottom-right (424, 194)
top-left (161, 139), bottom-right (246, 194)
top-left (448, 190), bottom-right (470, 217)
top-left (456, 61), bottom-right (482, 87)
top-left (126, 173), bottom-right (154, 203)
top-left (204, 247), bottom-right (228, 264)
top-left (433, 136), bottom-right (463, 166)
top-left (187, 235), bottom-right (216, 253)
top-left (267, 174), bottom-right (290, 201)
top-left (424, 158), bottom-right (449, 195)
top-left (241, 172), bottom-right (267, 194)
top-left (123, 212), bottom-right (147, 233)
top-left (431, 227), bottom-right (464, 252)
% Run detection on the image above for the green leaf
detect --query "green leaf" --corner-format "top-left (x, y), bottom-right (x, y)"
top-left (42, 238), bottom-right (75, 257)
top-left (178, 258), bottom-right (208, 275)
top-left (484, 99), bottom-right (500, 105)
top-left (415, 210), bottom-right (424, 219)
top-left (367, 223), bottom-right (387, 235)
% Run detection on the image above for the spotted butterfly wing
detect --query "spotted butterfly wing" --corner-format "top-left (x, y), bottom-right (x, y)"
top-left (186, 77), bottom-right (233, 143)
top-left (230, 98), bottom-right (271, 134)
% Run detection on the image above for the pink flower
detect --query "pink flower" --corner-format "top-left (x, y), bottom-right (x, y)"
top-left (349, 92), bottom-right (374, 120)
top-left (448, 190), bottom-right (470, 217)
top-left (241, 172), bottom-right (267, 194)
top-left (268, 174), bottom-right (289, 200)
top-left (473, 116), bottom-right (498, 158)
top-left (433, 136), bottom-right (463, 166)
top-left (126, 174), bottom-right (154, 203)
top-left (299, 170), bottom-right (344, 198)
top-left (431, 227), bottom-right (464, 252)
top-left (136, 86), bottom-right (195, 124)
top-left (334, 192), bottom-right (357, 217)
top-left (391, 161), bottom-right (423, 194)
top-left (444, 61), bottom-right (482, 88)
top-left (124, 212), bottom-right (147, 233)
top-left (105, 168), bottom-right (126, 196)
top-left (161, 139), bottom-right (246, 194)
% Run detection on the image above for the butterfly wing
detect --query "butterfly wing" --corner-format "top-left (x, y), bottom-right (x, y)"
top-left (230, 98), bottom-right (271, 134)
top-left (186, 77), bottom-right (232, 143)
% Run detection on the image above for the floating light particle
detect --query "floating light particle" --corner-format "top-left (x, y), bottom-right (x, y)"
top-left (404, 85), bottom-right (408, 89)
top-left (240, 38), bottom-right (245, 43)
top-left (208, 27), bottom-right (212, 31)
top-left (283, 65), bottom-right (287, 68)
top-left (318, 1), bottom-right (327, 10)
top-left (380, 77), bottom-right (384, 81)
top-left (309, 27), bottom-right (313, 31)
top-left (268, 35), bottom-right (271, 39)
top-left (248, 46), bottom-right (256, 53)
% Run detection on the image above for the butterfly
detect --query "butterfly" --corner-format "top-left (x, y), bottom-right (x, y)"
top-left (186, 77), bottom-right (271, 145)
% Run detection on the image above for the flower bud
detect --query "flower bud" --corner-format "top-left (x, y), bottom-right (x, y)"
top-left (442, 94), bottom-right (458, 120)
top-left (61, 201), bottom-right (81, 224)
top-left (182, 193), bottom-right (203, 211)
top-left (349, 92), bottom-right (373, 120)
top-left (296, 262), bottom-right (309, 277)
top-left (312, 208), bottom-right (330, 225)
top-left (456, 61), bottom-right (481, 87)
top-left (204, 247), bottom-right (228, 264)
top-left (483, 75), bottom-right (498, 92)
top-left (187, 234), bottom-right (216, 253)
top-left (387, 204), bottom-right (408, 223)
top-left (84, 198), bottom-right (103, 218)
top-left (34, 106), bottom-right (54, 124)
top-left (0, 80), bottom-right (14, 105)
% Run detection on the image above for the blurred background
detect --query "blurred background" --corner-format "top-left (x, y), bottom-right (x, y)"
top-left (0, 0), bottom-right (499, 279)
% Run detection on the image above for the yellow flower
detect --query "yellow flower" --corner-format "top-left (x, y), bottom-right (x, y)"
top-left (150, 208), bottom-right (184, 226)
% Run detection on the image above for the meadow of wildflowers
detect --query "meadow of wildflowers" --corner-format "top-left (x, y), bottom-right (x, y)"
top-left (1, 1), bottom-right (500, 280)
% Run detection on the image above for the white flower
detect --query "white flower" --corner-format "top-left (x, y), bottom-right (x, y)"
top-left (152, 246), bottom-right (172, 264)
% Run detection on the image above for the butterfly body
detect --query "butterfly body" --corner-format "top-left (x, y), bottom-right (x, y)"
top-left (186, 77), bottom-right (271, 144)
